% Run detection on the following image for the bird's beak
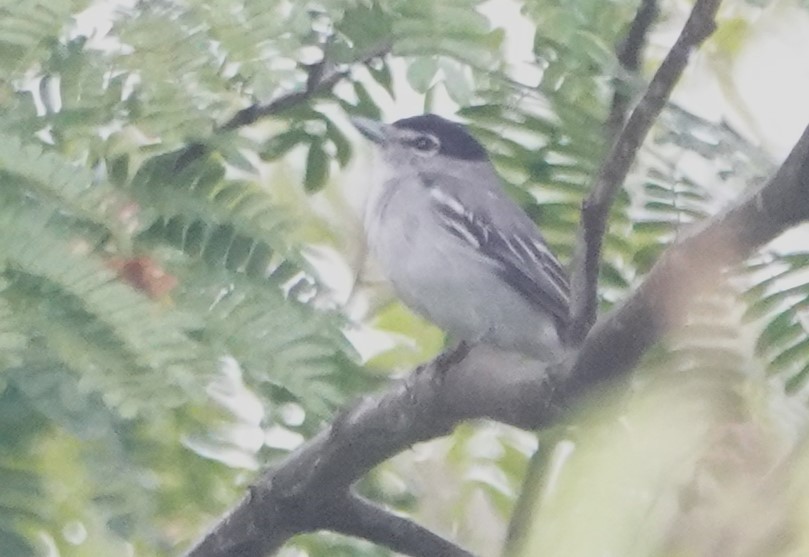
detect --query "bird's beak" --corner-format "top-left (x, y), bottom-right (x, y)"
top-left (350, 116), bottom-right (391, 145)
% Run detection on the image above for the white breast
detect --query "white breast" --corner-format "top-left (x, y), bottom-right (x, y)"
top-left (361, 165), bottom-right (562, 360)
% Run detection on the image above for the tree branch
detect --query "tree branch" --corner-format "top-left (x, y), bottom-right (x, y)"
top-left (218, 40), bottom-right (392, 132)
top-left (324, 494), bottom-right (477, 557)
top-left (567, 122), bottom-right (809, 393)
top-left (179, 2), bottom-right (809, 554)
top-left (604, 0), bottom-right (659, 144)
top-left (184, 118), bottom-right (809, 556)
top-left (567, 0), bottom-right (721, 344)
top-left (173, 41), bottom-right (391, 170)
top-left (507, 4), bottom-right (661, 545)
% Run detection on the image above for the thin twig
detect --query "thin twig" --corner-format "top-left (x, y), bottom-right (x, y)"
top-left (507, 5), bottom-right (656, 546)
top-left (324, 494), bottom-right (477, 557)
top-left (173, 40), bottom-right (391, 171)
top-left (567, 0), bottom-right (721, 345)
top-left (219, 40), bottom-right (392, 132)
top-left (604, 0), bottom-right (660, 144)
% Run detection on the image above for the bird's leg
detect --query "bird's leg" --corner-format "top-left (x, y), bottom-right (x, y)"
top-left (434, 339), bottom-right (471, 374)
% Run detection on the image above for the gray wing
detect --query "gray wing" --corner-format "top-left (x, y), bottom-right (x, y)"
top-left (424, 174), bottom-right (570, 324)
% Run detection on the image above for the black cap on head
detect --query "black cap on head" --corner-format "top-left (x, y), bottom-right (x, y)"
top-left (393, 114), bottom-right (488, 161)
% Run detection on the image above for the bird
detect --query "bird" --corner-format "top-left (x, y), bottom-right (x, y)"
top-left (351, 114), bottom-right (569, 361)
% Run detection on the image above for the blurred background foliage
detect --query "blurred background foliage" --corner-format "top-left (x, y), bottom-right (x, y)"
top-left (0, 0), bottom-right (808, 556)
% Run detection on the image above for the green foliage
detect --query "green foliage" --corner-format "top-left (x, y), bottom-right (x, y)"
top-left (512, 368), bottom-right (755, 557)
top-left (0, 0), bottom-right (371, 553)
top-left (742, 251), bottom-right (809, 392)
top-left (0, 0), bottom-right (88, 74)
top-left (0, 206), bottom-right (205, 414)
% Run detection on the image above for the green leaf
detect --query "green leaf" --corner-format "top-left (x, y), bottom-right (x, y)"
top-left (352, 81), bottom-right (382, 119)
top-left (786, 361), bottom-right (809, 393)
top-left (304, 140), bottom-right (329, 192)
top-left (406, 57), bottom-right (438, 93)
top-left (326, 119), bottom-right (353, 168)
top-left (440, 58), bottom-right (473, 105)
top-left (336, 3), bottom-right (392, 57)
top-left (0, 527), bottom-right (36, 557)
top-left (367, 60), bottom-right (394, 96)
top-left (756, 312), bottom-right (801, 357)
top-left (260, 130), bottom-right (306, 161)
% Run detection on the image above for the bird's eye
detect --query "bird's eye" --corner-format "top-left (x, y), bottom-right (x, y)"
top-left (412, 135), bottom-right (439, 153)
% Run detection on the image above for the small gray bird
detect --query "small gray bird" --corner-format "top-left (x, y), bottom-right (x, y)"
top-left (352, 114), bottom-right (569, 361)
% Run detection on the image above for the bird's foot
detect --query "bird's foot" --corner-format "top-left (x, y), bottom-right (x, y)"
top-left (435, 340), bottom-right (471, 374)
